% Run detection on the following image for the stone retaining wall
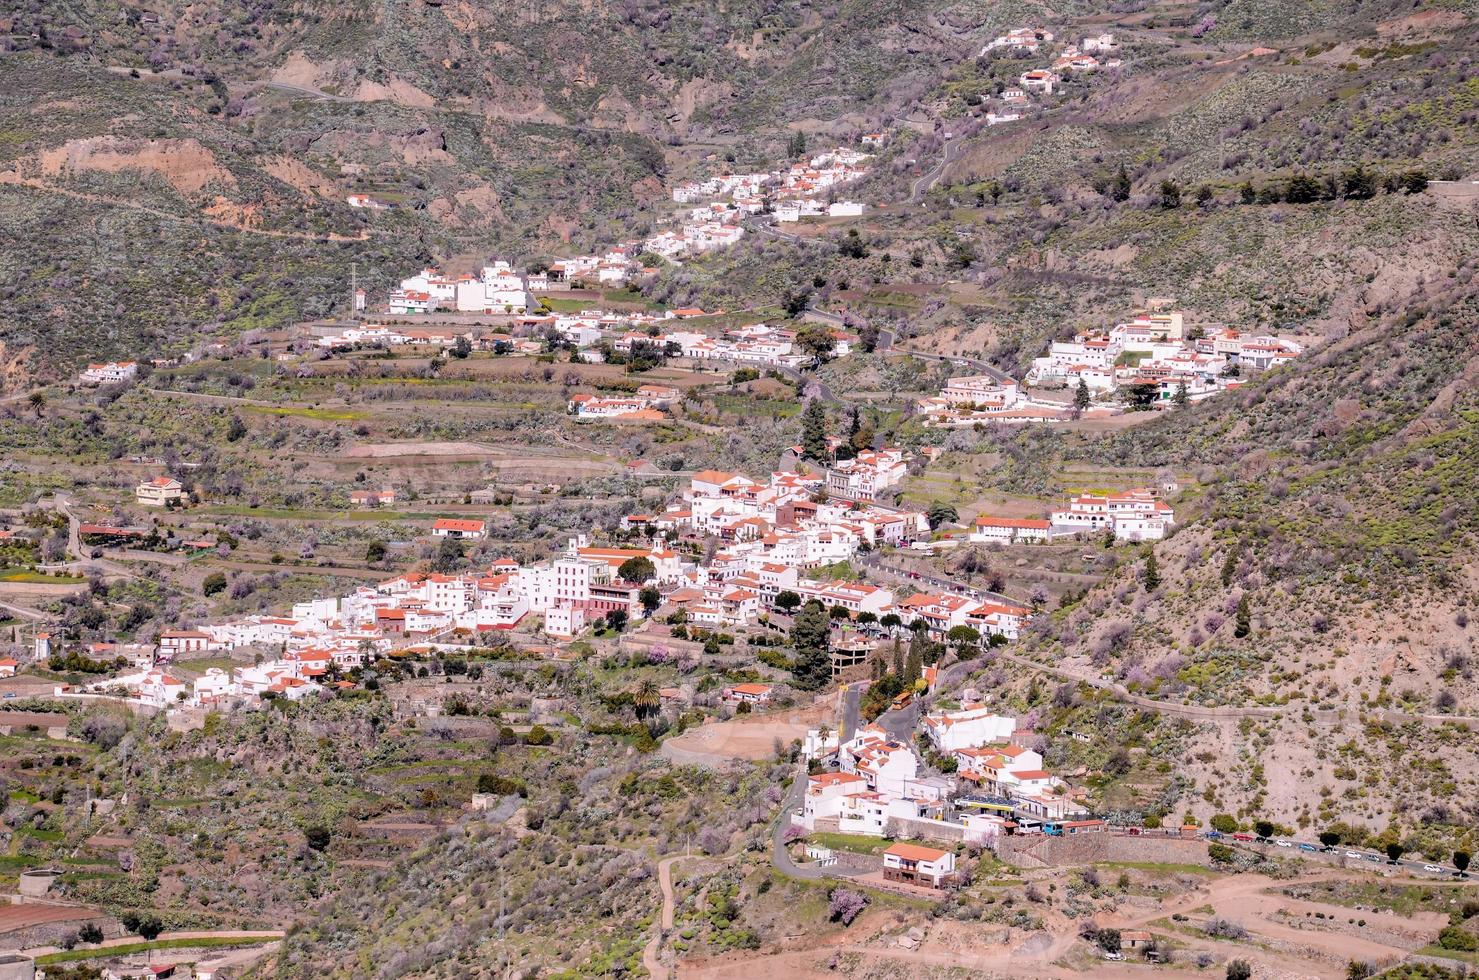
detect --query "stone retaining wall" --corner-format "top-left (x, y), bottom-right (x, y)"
top-left (997, 834), bottom-right (1212, 869)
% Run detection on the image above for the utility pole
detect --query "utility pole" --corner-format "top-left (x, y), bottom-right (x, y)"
top-left (349, 261), bottom-right (358, 323)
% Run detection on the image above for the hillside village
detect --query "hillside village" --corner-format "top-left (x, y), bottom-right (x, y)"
top-left (918, 308), bottom-right (1306, 426)
top-left (2, 0), bottom-right (1477, 976)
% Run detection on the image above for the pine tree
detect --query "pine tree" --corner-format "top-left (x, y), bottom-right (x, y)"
top-left (905, 631), bottom-right (924, 685)
top-left (790, 604), bottom-right (832, 690)
top-left (891, 638), bottom-right (903, 678)
top-left (1074, 379), bottom-right (1091, 412)
top-left (1221, 549), bottom-right (1238, 586)
top-left (1234, 595), bottom-right (1252, 638)
top-left (1144, 547), bottom-right (1161, 590)
top-left (1174, 381), bottom-right (1188, 407)
top-left (801, 399), bottom-right (828, 461)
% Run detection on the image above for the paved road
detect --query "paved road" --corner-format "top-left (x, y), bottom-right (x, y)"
top-left (840, 681), bottom-right (864, 742)
top-left (769, 769), bottom-right (856, 882)
top-left (1224, 835), bottom-right (1472, 880)
top-left (909, 136), bottom-right (969, 203)
top-left (858, 552), bottom-right (1018, 607)
top-left (882, 344), bottom-right (1010, 383)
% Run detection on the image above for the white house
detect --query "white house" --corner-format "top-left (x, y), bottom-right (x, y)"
top-left (920, 705), bottom-right (1016, 753)
top-left (79, 361), bottom-right (139, 385)
top-left (882, 842), bottom-right (956, 888)
top-left (431, 518), bottom-right (487, 540)
top-left (136, 476), bottom-right (184, 507)
top-left (969, 516), bottom-right (1052, 544)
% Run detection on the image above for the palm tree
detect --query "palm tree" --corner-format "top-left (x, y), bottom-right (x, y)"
top-left (633, 679), bottom-right (660, 719)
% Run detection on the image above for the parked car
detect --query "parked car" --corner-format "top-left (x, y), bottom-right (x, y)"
top-left (1365, 853), bottom-right (1382, 863)
top-left (1298, 843), bottom-right (1317, 852)
top-left (1204, 831), bottom-right (1224, 840)
top-left (1345, 851), bottom-right (1363, 859)
top-left (1232, 833), bottom-right (1254, 842)
top-left (1423, 865), bottom-right (1445, 873)
top-left (1275, 839), bottom-right (1292, 848)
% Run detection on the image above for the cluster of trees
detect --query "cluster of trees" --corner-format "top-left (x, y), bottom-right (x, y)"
top-left (1099, 162), bottom-right (1431, 208)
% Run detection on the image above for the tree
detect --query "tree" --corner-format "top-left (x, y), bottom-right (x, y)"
top-left (605, 609), bottom-right (629, 632)
top-left (1254, 820), bottom-right (1274, 841)
top-left (1221, 549), bottom-right (1238, 586)
top-left (1385, 841), bottom-right (1405, 864)
top-left (1239, 181), bottom-right (1257, 204)
top-left (783, 289), bottom-right (812, 318)
top-left (775, 590), bottom-right (802, 614)
top-left (1074, 378), bottom-right (1091, 413)
top-left (27, 391), bottom-right (45, 417)
top-left (880, 613), bottom-right (902, 633)
top-left (1455, 850), bottom-right (1471, 875)
top-left (1109, 164), bottom-right (1132, 202)
top-left (904, 631), bottom-right (924, 685)
top-left (1285, 173), bottom-right (1322, 203)
top-left (926, 501), bottom-right (958, 529)
top-left (1233, 595), bottom-right (1252, 638)
top-left (433, 535), bottom-right (464, 573)
top-left (304, 825), bottom-right (332, 851)
top-left (795, 322), bottom-right (836, 362)
top-left (827, 888), bottom-right (868, 925)
top-left (618, 556), bottom-right (656, 583)
top-left (639, 585), bottom-right (661, 616)
top-left (202, 572), bottom-right (227, 596)
top-left (450, 335), bottom-right (472, 359)
top-left (1174, 380), bottom-right (1188, 407)
top-left (1400, 169), bottom-right (1429, 194)
top-left (1319, 829), bottom-right (1342, 850)
top-left (788, 129), bottom-right (807, 159)
top-left (790, 604), bottom-right (832, 690)
top-left (829, 603), bottom-right (851, 620)
top-left (1143, 548), bottom-right (1160, 591)
top-left (946, 625), bottom-right (980, 655)
top-left (365, 540), bottom-right (387, 563)
top-left (1226, 960), bottom-right (1252, 980)
top-left (1095, 928), bottom-right (1122, 953)
top-left (1159, 179), bottom-right (1181, 209)
top-left (1341, 163), bottom-right (1377, 200)
top-left (633, 679), bottom-right (660, 719)
top-left (524, 725), bottom-right (554, 746)
top-left (226, 414), bottom-right (248, 442)
top-left (801, 399), bottom-right (828, 461)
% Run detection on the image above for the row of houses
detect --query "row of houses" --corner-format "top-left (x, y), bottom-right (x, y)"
top-left (919, 310), bottom-right (1305, 426)
top-left (969, 486), bottom-right (1176, 543)
top-left (796, 701), bottom-right (1094, 884)
top-left (983, 26), bottom-right (1121, 96)
top-left (1025, 310), bottom-right (1304, 403)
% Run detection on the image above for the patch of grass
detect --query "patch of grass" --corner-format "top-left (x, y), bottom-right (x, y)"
top-left (240, 405), bottom-right (365, 421)
top-left (1416, 945), bottom-right (1479, 966)
top-left (0, 570), bottom-right (86, 584)
top-left (36, 935), bottom-right (280, 965)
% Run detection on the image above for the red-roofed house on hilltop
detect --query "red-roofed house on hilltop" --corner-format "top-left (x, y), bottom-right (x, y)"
top-left (969, 515), bottom-right (1053, 544)
top-left (136, 476), bottom-right (184, 508)
top-left (432, 518), bottom-right (487, 540)
top-left (882, 842), bottom-right (957, 888)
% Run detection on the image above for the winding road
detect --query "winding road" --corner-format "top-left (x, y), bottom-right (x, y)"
top-left (908, 135), bottom-right (969, 203)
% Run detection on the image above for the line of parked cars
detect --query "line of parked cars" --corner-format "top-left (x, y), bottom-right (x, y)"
top-left (1204, 830), bottom-right (1467, 876)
